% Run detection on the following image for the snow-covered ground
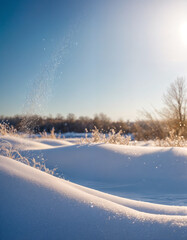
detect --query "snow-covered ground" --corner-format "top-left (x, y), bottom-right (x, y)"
top-left (0, 135), bottom-right (187, 239)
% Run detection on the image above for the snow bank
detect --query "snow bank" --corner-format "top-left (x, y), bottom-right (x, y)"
top-left (0, 135), bottom-right (52, 150)
top-left (1, 156), bottom-right (187, 240)
top-left (34, 138), bottom-right (73, 147)
top-left (24, 143), bottom-right (187, 194)
top-left (1, 135), bottom-right (187, 239)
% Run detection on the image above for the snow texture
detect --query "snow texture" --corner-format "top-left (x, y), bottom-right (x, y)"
top-left (0, 135), bottom-right (187, 240)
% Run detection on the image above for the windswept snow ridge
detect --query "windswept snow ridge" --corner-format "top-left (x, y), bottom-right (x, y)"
top-left (0, 135), bottom-right (52, 150)
top-left (0, 135), bottom-right (187, 239)
top-left (22, 143), bottom-right (187, 194)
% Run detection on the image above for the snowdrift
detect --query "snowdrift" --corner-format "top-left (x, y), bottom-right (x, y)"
top-left (1, 135), bottom-right (187, 239)
top-left (0, 135), bottom-right (52, 150)
top-left (1, 156), bottom-right (187, 240)
top-left (22, 143), bottom-right (187, 194)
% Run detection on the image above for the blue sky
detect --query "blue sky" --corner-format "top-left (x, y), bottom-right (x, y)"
top-left (1, 0), bottom-right (187, 120)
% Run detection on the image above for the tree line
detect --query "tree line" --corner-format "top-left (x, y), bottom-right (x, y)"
top-left (0, 113), bottom-right (133, 135)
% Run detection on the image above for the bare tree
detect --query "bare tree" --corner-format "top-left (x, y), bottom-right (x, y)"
top-left (162, 77), bottom-right (187, 136)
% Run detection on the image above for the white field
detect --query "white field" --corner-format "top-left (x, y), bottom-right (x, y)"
top-left (0, 135), bottom-right (187, 240)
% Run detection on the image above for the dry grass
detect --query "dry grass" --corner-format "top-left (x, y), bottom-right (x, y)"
top-left (39, 127), bottom-right (62, 139)
top-left (0, 122), bottom-right (57, 175)
top-left (0, 122), bottom-right (17, 136)
top-left (81, 127), bottom-right (132, 145)
top-left (0, 139), bottom-right (56, 176)
top-left (155, 130), bottom-right (187, 147)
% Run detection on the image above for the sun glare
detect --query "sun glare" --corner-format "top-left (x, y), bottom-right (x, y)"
top-left (179, 22), bottom-right (187, 45)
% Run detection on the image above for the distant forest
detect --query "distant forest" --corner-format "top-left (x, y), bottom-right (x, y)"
top-left (0, 113), bottom-right (133, 134)
top-left (1, 112), bottom-right (185, 140)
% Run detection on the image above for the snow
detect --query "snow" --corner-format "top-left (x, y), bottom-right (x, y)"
top-left (34, 138), bottom-right (74, 147)
top-left (0, 135), bottom-right (187, 239)
top-left (0, 135), bottom-right (52, 150)
top-left (22, 143), bottom-right (187, 194)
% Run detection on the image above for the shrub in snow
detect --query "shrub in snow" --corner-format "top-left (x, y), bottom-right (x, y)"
top-left (156, 129), bottom-right (187, 147)
top-left (81, 127), bottom-right (131, 145)
top-left (0, 140), bottom-right (56, 175)
top-left (39, 129), bottom-right (48, 138)
top-left (107, 129), bottom-right (131, 145)
top-left (0, 122), bottom-right (17, 136)
top-left (39, 127), bottom-right (57, 139)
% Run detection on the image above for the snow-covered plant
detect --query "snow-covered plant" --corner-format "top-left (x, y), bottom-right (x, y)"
top-left (39, 127), bottom-right (57, 139)
top-left (57, 132), bottom-right (62, 139)
top-left (0, 122), bottom-right (17, 136)
top-left (79, 127), bottom-right (99, 144)
top-left (81, 127), bottom-right (131, 145)
top-left (107, 129), bottom-right (131, 145)
top-left (31, 157), bottom-right (56, 175)
top-left (0, 140), bottom-right (56, 175)
top-left (155, 129), bottom-right (187, 147)
top-left (50, 127), bottom-right (56, 139)
top-left (85, 128), bottom-right (88, 141)
top-left (39, 129), bottom-right (48, 138)
top-left (91, 126), bottom-right (104, 142)
top-left (1, 140), bottom-right (30, 165)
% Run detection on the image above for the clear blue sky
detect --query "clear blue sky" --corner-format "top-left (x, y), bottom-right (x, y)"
top-left (1, 0), bottom-right (187, 120)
